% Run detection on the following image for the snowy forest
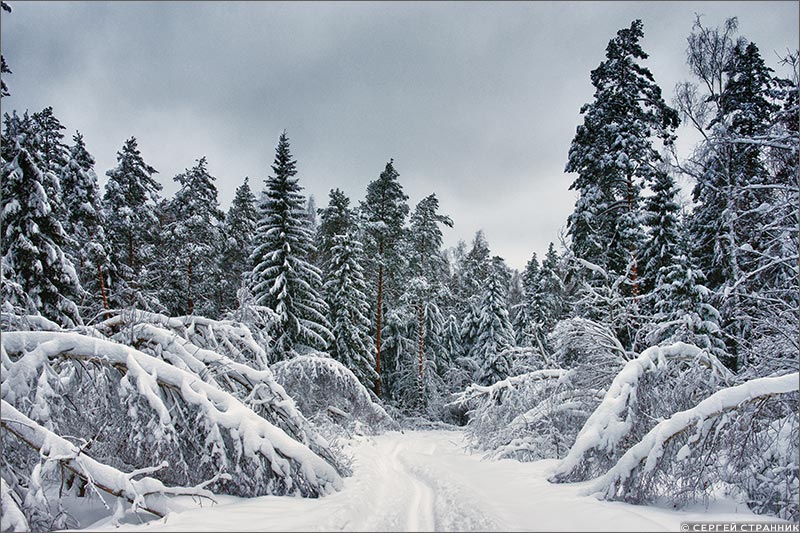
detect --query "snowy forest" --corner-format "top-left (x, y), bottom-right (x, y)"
top-left (1, 4), bottom-right (798, 532)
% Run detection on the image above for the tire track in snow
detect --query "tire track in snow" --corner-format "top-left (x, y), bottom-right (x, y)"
top-left (390, 438), bottom-right (437, 532)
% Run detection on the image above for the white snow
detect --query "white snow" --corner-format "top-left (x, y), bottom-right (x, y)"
top-left (83, 430), bottom-right (788, 532)
top-left (588, 372), bottom-right (800, 498)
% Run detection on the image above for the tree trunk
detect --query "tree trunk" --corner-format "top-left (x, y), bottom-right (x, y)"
top-left (97, 263), bottom-right (110, 319)
top-left (128, 230), bottom-right (135, 306)
top-left (188, 256), bottom-right (194, 315)
top-left (626, 173), bottom-right (639, 298)
top-left (418, 301), bottom-right (424, 381)
top-left (375, 261), bottom-right (383, 397)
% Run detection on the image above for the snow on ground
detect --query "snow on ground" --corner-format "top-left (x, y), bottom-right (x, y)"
top-left (84, 430), bottom-right (786, 532)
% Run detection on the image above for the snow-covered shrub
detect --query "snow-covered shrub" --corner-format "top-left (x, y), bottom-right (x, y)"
top-left (1, 328), bottom-right (345, 530)
top-left (224, 286), bottom-right (281, 362)
top-left (550, 317), bottom-right (631, 370)
top-left (588, 373), bottom-right (799, 521)
top-left (93, 311), bottom-right (344, 471)
top-left (272, 355), bottom-right (398, 438)
top-left (551, 342), bottom-right (733, 482)
top-left (451, 320), bottom-right (631, 462)
top-left (453, 369), bottom-right (593, 461)
top-left (1, 399), bottom-right (220, 531)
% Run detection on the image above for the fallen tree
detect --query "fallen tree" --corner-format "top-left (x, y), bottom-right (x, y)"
top-left (1, 328), bottom-right (345, 530)
top-left (587, 372), bottom-right (799, 521)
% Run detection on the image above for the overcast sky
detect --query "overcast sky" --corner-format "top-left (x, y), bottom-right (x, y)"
top-left (1, 1), bottom-right (797, 270)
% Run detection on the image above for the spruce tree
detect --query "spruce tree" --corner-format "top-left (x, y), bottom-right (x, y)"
top-left (648, 226), bottom-right (726, 360)
top-left (360, 159), bottom-right (410, 396)
top-left (250, 131), bottom-right (332, 356)
top-left (103, 136), bottom-right (162, 309)
top-left (60, 131), bottom-right (113, 319)
top-left (323, 233), bottom-right (378, 389)
top-left (407, 194), bottom-right (453, 400)
top-left (457, 231), bottom-right (492, 358)
top-left (537, 243), bottom-right (566, 334)
top-left (1, 141), bottom-right (81, 326)
top-left (165, 157), bottom-right (224, 316)
top-left (317, 188), bottom-right (352, 269)
top-left (318, 188), bottom-right (377, 388)
top-left (218, 177), bottom-right (258, 312)
top-left (513, 252), bottom-right (540, 347)
top-left (473, 256), bottom-right (516, 385)
top-left (640, 168), bottom-right (682, 300)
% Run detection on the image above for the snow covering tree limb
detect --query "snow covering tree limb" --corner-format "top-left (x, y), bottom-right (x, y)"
top-left (552, 342), bottom-right (733, 481)
top-left (586, 372), bottom-right (798, 506)
top-left (1, 331), bottom-right (344, 497)
top-left (1, 400), bottom-right (220, 519)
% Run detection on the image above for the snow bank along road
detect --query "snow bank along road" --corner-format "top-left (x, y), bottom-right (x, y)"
top-left (93, 430), bottom-right (784, 532)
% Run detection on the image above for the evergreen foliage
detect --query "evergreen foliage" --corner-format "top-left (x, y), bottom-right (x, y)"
top-left (102, 137), bottom-right (162, 309)
top-left (164, 157), bottom-right (224, 316)
top-left (249, 131), bottom-right (332, 356)
top-left (360, 159), bottom-right (410, 395)
top-left (59, 131), bottom-right (113, 319)
top-left (1, 140), bottom-right (81, 326)
top-left (319, 188), bottom-right (378, 388)
top-left (218, 177), bottom-right (259, 312)
top-left (473, 256), bottom-right (516, 385)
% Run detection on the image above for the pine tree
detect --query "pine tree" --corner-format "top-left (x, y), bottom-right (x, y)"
top-left (360, 159), bottom-right (410, 396)
top-left (60, 131), bottom-right (113, 319)
top-left (566, 19), bottom-right (679, 291)
top-left (250, 131), bottom-right (332, 356)
top-left (103, 136), bottom-right (162, 309)
top-left (165, 157), bottom-right (224, 316)
top-left (473, 256), bottom-right (516, 385)
top-left (1, 139), bottom-right (81, 326)
top-left (30, 107), bottom-right (70, 175)
top-left (218, 177), bottom-right (259, 312)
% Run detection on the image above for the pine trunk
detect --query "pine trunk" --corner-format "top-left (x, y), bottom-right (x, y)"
top-left (188, 256), bottom-right (194, 315)
top-left (375, 260), bottom-right (383, 397)
top-left (97, 263), bottom-right (110, 319)
top-left (626, 173), bottom-right (639, 298)
top-left (128, 230), bottom-right (135, 306)
top-left (417, 301), bottom-right (424, 381)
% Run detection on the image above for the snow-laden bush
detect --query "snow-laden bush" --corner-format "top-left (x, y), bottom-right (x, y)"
top-left (453, 370), bottom-right (584, 461)
top-left (1, 400), bottom-right (221, 532)
top-left (551, 342), bottom-right (732, 482)
top-left (1, 320), bottom-right (346, 531)
top-left (451, 319), bottom-right (629, 461)
top-left (93, 311), bottom-right (342, 470)
top-left (587, 373), bottom-right (799, 521)
top-left (272, 355), bottom-right (398, 438)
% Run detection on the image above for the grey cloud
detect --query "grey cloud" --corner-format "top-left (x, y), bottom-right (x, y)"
top-left (1, 1), bottom-right (796, 269)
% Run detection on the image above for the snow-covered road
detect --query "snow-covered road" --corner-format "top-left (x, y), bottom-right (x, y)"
top-left (93, 430), bottom-right (782, 532)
